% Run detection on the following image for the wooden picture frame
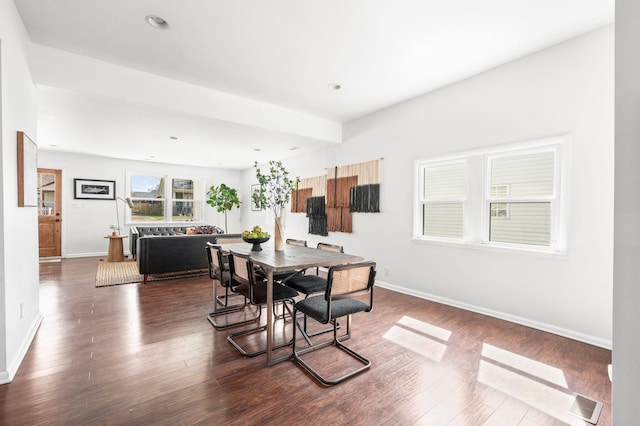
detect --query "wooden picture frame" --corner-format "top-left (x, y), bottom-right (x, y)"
top-left (17, 131), bottom-right (38, 207)
top-left (74, 178), bottom-right (116, 200)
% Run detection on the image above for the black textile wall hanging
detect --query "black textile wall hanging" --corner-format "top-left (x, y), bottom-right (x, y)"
top-left (350, 183), bottom-right (380, 213)
top-left (307, 196), bottom-right (328, 236)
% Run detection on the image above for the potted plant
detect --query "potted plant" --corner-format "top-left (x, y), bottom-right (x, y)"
top-left (206, 183), bottom-right (241, 233)
top-left (252, 160), bottom-right (299, 251)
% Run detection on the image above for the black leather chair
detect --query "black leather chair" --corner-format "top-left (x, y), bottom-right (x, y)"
top-left (292, 261), bottom-right (376, 385)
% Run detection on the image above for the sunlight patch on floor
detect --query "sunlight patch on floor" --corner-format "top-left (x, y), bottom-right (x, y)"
top-left (398, 315), bottom-right (452, 342)
top-left (479, 344), bottom-right (586, 425)
top-left (383, 316), bottom-right (451, 362)
top-left (482, 343), bottom-right (568, 388)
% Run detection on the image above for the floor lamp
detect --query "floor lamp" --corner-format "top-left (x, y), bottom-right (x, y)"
top-left (115, 197), bottom-right (134, 235)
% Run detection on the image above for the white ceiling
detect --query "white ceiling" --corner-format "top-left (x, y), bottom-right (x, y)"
top-left (14, 0), bottom-right (614, 169)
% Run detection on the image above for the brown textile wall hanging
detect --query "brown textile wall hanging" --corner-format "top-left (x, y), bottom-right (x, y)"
top-left (326, 207), bottom-right (352, 233)
top-left (297, 158), bottom-right (382, 235)
top-left (326, 176), bottom-right (358, 208)
top-left (290, 187), bottom-right (312, 213)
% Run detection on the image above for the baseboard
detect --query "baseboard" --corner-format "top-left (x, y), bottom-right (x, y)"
top-left (0, 312), bottom-right (43, 384)
top-left (65, 251), bottom-right (132, 259)
top-left (375, 280), bottom-right (612, 350)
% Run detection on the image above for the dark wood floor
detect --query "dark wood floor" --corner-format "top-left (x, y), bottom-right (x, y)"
top-left (0, 257), bottom-right (611, 425)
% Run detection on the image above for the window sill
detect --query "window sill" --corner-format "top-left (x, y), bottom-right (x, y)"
top-left (411, 237), bottom-right (567, 259)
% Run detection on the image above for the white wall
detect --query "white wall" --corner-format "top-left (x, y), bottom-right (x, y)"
top-left (613, 0), bottom-right (640, 421)
top-left (0, 0), bottom-right (40, 382)
top-left (38, 151), bottom-right (245, 257)
top-left (249, 25), bottom-right (614, 348)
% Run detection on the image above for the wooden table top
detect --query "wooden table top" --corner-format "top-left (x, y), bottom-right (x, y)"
top-left (222, 243), bottom-right (364, 272)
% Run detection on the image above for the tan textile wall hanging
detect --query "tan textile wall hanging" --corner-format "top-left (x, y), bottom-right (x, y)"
top-left (291, 158), bottom-right (381, 235)
top-left (291, 175), bottom-right (325, 213)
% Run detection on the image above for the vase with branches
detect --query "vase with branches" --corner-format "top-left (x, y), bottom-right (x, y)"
top-left (252, 160), bottom-right (299, 251)
top-left (206, 183), bottom-right (241, 233)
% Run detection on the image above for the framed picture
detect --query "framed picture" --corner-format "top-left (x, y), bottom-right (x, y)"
top-left (74, 178), bottom-right (116, 200)
top-left (17, 131), bottom-right (38, 207)
top-left (251, 184), bottom-right (262, 211)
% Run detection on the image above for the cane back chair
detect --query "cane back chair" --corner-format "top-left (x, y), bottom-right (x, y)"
top-left (206, 243), bottom-right (259, 330)
top-left (227, 251), bottom-right (299, 357)
top-left (292, 261), bottom-right (376, 385)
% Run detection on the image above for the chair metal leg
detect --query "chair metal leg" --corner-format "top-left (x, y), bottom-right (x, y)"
top-left (207, 305), bottom-right (260, 330)
top-left (301, 313), bottom-right (341, 338)
top-left (227, 302), bottom-right (295, 357)
top-left (292, 312), bottom-right (370, 386)
top-left (208, 282), bottom-right (260, 330)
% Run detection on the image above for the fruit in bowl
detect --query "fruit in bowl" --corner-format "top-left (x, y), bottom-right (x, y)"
top-left (242, 225), bottom-right (269, 239)
top-left (242, 225), bottom-right (270, 251)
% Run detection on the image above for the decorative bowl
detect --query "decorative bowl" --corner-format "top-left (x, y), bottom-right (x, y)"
top-left (242, 236), bottom-right (270, 251)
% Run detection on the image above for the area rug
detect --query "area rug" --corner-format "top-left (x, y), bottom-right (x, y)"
top-left (95, 260), bottom-right (143, 287)
top-left (95, 259), bottom-right (208, 287)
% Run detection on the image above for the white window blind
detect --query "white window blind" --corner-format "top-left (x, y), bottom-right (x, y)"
top-left (414, 139), bottom-right (563, 253)
top-left (421, 161), bottom-right (466, 239)
top-left (487, 150), bottom-right (556, 247)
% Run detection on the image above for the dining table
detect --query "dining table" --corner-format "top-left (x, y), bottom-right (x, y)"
top-left (220, 242), bottom-right (364, 366)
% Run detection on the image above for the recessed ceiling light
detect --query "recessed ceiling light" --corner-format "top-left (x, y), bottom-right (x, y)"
top-left (328, 83), bottom-right (341, 91)
top-left (253, 148), bottom-right (261, 152)
top-left (145, 15), bottom-right (169, 29)
top-left (169, 136), bottom-right (179, 140)
top-left (289, 147), bottom-right (299, 151)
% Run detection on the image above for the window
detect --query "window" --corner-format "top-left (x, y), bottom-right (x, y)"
top-left (127, 173), bottom-right (204, 223)
top-left (414, 139), bottom-right (563, 252)
top-left (487, 150), bottom-right (556, 247)
top-left (419, 161), bottom-right (466, 239)
top-left (170, 178), bottom-right (203, 222)
top-left (129, 174), bottom-right (165, 222)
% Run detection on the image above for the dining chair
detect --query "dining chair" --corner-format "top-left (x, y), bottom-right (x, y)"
top-left (205, 243), bottom-right (260, 330)
top-left (271, 238), bottom-right (308, 283)
top-left (315, 242), bottom-right (344, 275)
top-left (283, 242), bottom-right (346, 338)
top-left (292, 261), bottom-right (376, 385)
top-left (215, 235), bottom-right (245, 244)
top-left (226, 251), bottom-right (299, 357)
top-left (286, 238), bottom-right (307, 247)
top-left (283, 242), bottom-right (343, 295)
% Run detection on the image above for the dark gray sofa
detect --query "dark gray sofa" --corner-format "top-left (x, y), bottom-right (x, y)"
top-left (130, 226), bottom-right (240, 283)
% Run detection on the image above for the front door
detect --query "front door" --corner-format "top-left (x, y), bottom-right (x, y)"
top-left (38, 168), bottom-right (62, 258)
